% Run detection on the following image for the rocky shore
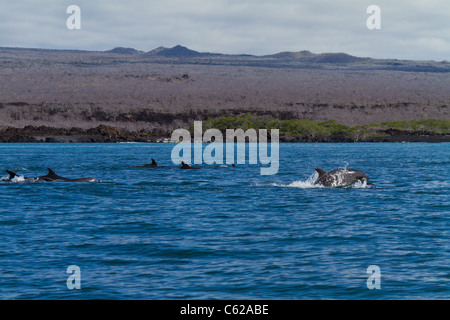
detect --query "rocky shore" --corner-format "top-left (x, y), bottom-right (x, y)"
top-left (1, 125), bottom-right (448, 143)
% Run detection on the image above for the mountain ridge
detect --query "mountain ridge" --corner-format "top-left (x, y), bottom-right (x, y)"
top-left (1, 45), bottom-right (449, 72)
top-left (142, 45), bottom-right (367, 62)
top-left (3, 44), bottom-right (449, 63)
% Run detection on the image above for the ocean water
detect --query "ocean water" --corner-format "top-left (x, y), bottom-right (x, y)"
top-left (0, 142), bottom-right (448, 300)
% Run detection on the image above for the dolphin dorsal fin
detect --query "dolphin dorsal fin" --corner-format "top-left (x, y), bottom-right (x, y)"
top-left (151, 158), bottom-right (157, 166)
top-left (181, 161), bottom-right (190, 168)
top-left (47, 168), bottom-right (58, 178)
top-left (315, 168), bottom-right (327, 177)
top-left (6, 170), bottom-right (18, 179)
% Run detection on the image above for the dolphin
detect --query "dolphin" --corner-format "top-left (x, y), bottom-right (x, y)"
top-left (314, 168), bottom-right (371, 187)
top-left (4, 170), bottom-right (42, 182)
top-left (2, 171), bottom-right (17, 181)
top-left (180, 161), bottom-right (200, 169)
top-left (4, 168), bottom-right (101, 183)
top-left (43, 168), bottom-right (101, 182)
top-left (5, 169), bottom-right (63, 182)
top-left (134, 158), bottom-right (158, 167)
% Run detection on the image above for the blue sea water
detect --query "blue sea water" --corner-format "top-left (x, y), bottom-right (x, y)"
top-left (0, 142), bottom-right (448, 300)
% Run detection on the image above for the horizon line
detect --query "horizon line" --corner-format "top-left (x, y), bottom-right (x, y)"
top-left (2, 44), bottom-right (449, 63)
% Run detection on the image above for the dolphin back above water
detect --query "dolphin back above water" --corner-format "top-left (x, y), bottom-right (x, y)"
top-left (314, 168), bottom-right (371, 187)
top-left (43, 168), bottom-right (102, 182)
top-left (4, 171), bottom-right (18, 181)
top-left (180, 161), bottom-right (200, 169)
top-left (5, 170), bottom-right (41, 182)
top-left (44, 168), bottom-right (101, 182)
top-left (4, 168), bottom-right (101, 183)
top-left (134, 158), bottom-right (158, 167)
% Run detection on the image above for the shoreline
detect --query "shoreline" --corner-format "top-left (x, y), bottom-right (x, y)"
top-left (1, 125), bottom-right (449, 143)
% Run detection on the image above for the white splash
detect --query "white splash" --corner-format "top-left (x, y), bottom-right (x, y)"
top-left (347, 179), bottom-right (369, 189)
top-left (272, 172), bottom-right (324, 189)
top-left (10, 175), bottom-right (26, 183)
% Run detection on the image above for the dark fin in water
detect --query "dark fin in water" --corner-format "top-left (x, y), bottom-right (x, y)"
top-left (47, 168), bottom-right (59, 179)
top-left (151, 158), bottom-right (157, 166)
top-left (46, 168), bottom-right (70, 181)
top-left (6, 170), bottom-right (18, 180)
top-left (315, 168), bottom-right (327, 177)
top-left (180, 161), bottom-right (200, 169)
top-left (181, 161), bottom-right (190, 169)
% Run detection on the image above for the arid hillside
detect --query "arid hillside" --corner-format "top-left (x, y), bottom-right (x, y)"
top-left (0, 45), bottom-right (449, 140)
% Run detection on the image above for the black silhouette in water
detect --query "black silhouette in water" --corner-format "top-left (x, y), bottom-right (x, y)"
top-left (180, 161), bottom-right (200, 169)
top-left (134, 158), bottom-right (158, 167)
top-left (4, 168), bottom-right (101, 183)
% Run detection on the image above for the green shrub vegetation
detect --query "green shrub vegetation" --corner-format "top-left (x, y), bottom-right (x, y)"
top-left (194, 113), bottom-right (450, 140)
top-left (376, 119), bottom-right (450, 133)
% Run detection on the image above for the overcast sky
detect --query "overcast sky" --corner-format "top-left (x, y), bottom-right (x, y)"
top-left (0, 0), bottom-right (449, 60)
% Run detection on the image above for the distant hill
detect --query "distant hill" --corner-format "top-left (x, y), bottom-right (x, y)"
top-left (146, 45), bottom-right (218, 57)
top-left (264, 51), bottom-right (367, 63)
top-left (309, 53), bottom-right (368, 63)
top-left (138, 45), bottom-right (387, 68)
top-left (144, 46), bottom-right (365, 63)
top-left (265, 50), bottom-right (315, 60)
top-left (1, 45), bottom-right (449, 73)
top-left (106, 47), bottom-right (141, 54)
top-left (147, 46), bottom-right (169, 55)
